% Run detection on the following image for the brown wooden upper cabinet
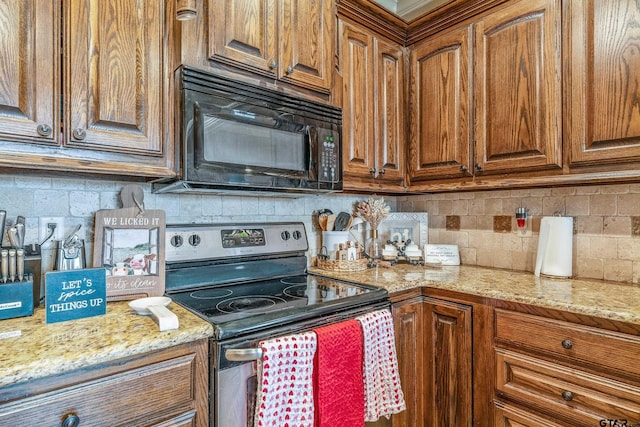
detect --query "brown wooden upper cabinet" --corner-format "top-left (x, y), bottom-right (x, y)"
top-left (0, 0), bottom-right (171, 177)
top-left (339, 19), bottom-right (406, 190)
top-left (566, 0), bottom-right (640, 169)
top-left (408, 0), bottom-right (562, 183)
top-left (209, 0), bottom-right (334, 93)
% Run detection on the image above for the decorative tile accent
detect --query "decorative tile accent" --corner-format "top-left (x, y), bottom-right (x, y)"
top-left (446, 215), bottom-right (460, 231)
top-left (493, 215), bottom-right (512, 233)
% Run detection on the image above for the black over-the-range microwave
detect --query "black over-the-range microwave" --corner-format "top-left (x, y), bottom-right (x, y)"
top-left (152, 66), bottom-right (342, 195)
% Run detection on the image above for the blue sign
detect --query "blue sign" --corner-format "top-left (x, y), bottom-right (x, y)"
top-left (45, 268), bottom-right (107, 324)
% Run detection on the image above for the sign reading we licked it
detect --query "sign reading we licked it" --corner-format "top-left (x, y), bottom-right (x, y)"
top-left (45, 268), bottom-right (107, 324)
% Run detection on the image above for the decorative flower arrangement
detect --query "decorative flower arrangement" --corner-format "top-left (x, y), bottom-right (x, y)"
top-left (353, 197), bottom-right (390, 230)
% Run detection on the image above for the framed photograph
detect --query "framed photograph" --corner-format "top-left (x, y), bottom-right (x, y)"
top-left (379, 212), bottom-right (429, 247)
top-left (93, 206), bottom-right (166, 301)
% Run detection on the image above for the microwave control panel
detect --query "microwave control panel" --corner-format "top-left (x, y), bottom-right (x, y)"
top-left (318, 128), bottom-right (340, 183)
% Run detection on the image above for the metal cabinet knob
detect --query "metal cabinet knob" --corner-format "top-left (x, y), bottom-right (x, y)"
top-left (475, 163), bottom-right (483, 171)
top-left (268, 60), bottom-right (277, 70)
top-left (36, 124), bottom-right (53, 137)
top-left (286, 65), bottom-right (294, 74)
top-left (61, 413), bottom-right (80, 427)
top-left (369, 168), bottom-right (376, 174)
top-left (561, 339), bottom-right (573, 349)
top-left (379, 168), bottom-right (386, 175)
top-left (561, 390), bottom-right (573, 401)
top-left (460, 165), bottom-right (468, 173)
top-left (72, 128), bottom-right (87, 140)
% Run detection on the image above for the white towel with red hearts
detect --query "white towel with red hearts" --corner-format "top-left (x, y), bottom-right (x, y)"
top-left (356, 309), bottom-right (407, 421)
top-left (254, 332), bottom-right (317, 427)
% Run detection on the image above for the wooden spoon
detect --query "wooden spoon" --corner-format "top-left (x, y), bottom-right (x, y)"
top-left (319, 215), bottom-right (329, 231)
top-left (326, 214), bottom-right (337, 231)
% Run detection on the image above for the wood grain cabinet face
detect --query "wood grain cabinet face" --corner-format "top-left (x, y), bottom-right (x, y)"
top-left (0, 0), bottom-right (172, 177)
top-left (391, 296), bottom-right (472, 427)
top-left (340, 20), bottom-right (405, 189)
top-left (566, 0), bottom-right (640, 168)
top-left (0, 1), bottom-right (59, 145)
top-left (209, 0), bottom-right (333, 92)
top-left (473, 0), bottom-right (562, 175)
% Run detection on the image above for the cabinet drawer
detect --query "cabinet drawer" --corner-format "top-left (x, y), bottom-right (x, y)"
top-left (495, 309), bottom-right (640, 378)
top-left (494, 401), bottom-right (569, 427)
top-left (496, 349), bottom-right (640, 425)
top-left (0, 353), bottom-right (197, 426)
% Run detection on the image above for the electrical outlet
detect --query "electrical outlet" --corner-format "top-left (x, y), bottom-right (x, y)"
top-left (39, 217), bottom-right (65, 248)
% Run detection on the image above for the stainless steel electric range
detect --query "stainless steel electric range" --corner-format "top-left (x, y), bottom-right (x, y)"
top-left (164, 222), bottom-right (388, 427)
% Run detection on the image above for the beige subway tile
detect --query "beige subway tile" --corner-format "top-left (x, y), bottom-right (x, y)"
top-left (502, 198), bottom-right (523, 216)
top-left (588, 236), bottom-right (617, 258)
top-left (469, 198), bottom-right (486, 215)
top-left (502, 233), bottom-right (524, 252)
top-left (459, 247), bottom-right (477, 265)
top-left (603, 216), bottom-right (631, 236)
top-left (460, 215), bottom-right (477, 230)
top-left (576, 185), bottom-right (601, 195)
top-left (589, 194), bottom-right (617, 215)
top-left (485, 199), bottom-right (503, 214)
top-left (508, 189), bottom-right (531, 198)
top-left (604, 259), bottom-right (633, 282)
top-left (440, 230), bottom-right (469, 247)
top-left (476, 249), bottom-right (494, 267)
top-left (617, 193), bottom-right (640, 216)
top-left (521, 197), bottom-right (543, 216)
top-left (430, 215), bottom-right (446, 230)
top-left (487, 190), bottom-right (512, 199)
top-left (477, 216), bottom-right (493, 230)
top-left (575, 235), bottom-right (590, 259)
top-left (439, 200), bottom-right (453, 215)
top-left (429, 193), bottom-right (447, 200)
top-left (633, 261), bottom-right (640, 283)
top-left (428, 229), bottom-right (440, 243)
top-left (452, 199), bottom-right (469, 215)
top-left (565, 195), bottom-right (590, 216)
top-left (492, 250), bottom-right (514, 269)
top-left (469, 230), bottom-right (498, 249)
top-left (617, 237), bottom-right (640, 260)
top-left (529, 188), bottom-right (552, 197)
top-left (511, 251), bottom-right (532, 272)
top-left (575, 258), bottom-right (604, 280)
top-left (521, 236), bottom-right (537, 254)
top-left (629, 184), bottom-right (640, 193)
top-left (474, 191), bottom-right (493, 199)
top-left (575, 216), bottom-right (603, 234)
top-left (551, 187), bottom-right (577, 196)
top-left (425, 200), bottom-right (440, 215)
top-left (542, 196), bottom-right (566, 215)
top-left (601, 184), bottom-right (630, 194)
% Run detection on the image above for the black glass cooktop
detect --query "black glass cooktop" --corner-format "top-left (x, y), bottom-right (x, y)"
top-left (168, 274), bottom-right (388, 340)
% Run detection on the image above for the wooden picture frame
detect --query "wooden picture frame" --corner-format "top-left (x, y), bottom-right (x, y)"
top-left (93, 206), bottom-right (165, 301)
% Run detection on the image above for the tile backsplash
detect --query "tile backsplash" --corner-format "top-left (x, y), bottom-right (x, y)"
top-left (0, 175), bottom-right (384, 273)
top-left (397, 184), bottom-right (640, 284)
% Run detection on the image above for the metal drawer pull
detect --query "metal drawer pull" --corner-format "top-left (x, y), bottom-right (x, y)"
top-left (561, 339), bottom-right (573, 349)
top-left (37, 124), bottom-right (52, 137)
top-left (61, 413), bottom-right (80, 427)
top-left (561, 390), bottom-right (574, 401)
top-left (226, 348), bottom-right (263, 361)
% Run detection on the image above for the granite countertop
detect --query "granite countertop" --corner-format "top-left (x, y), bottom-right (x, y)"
top-left (0, 300), bottom-right (213, 389)
top-left (308, 264), bottom-right (640, 326)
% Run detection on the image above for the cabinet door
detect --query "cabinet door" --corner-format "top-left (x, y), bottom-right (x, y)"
top-left (494, 402), bottom-right (566, 427)
top-left (392, 297), bottom-right (425, 427)
top-left (279, 0), bottom-right (333, 92)
top-left (423, 297), bottom-right (473, 427)
top-left (66, 0), bottom-right (164, 155)
top-left (408, 25), bottom-right (472, 181)
top-left (209, 0), bottom-right (277, 78)
top-left (375, 38), bottom-right (405, 182)
top-left (340, 21), bottom-right (376, 179)
top-left (473, 0), bottom-right (562, 175)
top-left (567, 0), bottom-right (640, 167)
top-left (0, 1), bottom-right (59, 145)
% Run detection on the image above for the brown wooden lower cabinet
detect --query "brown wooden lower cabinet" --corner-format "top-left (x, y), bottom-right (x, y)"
top-left (0, 339), bottom-right (209, 427)
top-left (391, 295), bottom-right (473, 427)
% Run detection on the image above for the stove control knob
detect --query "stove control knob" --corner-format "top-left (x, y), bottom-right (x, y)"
top-left (281, 231), bottom-right (291, 241)
top-left (292, 230), bottom-right (302, 240)
top-left (189, 234), bottom-right (201, 247)
top-left (170, 235), bottom-right (184, 248)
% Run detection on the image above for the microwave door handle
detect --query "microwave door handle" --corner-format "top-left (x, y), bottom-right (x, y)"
top-left (225, 347), bottom-right (264, 362)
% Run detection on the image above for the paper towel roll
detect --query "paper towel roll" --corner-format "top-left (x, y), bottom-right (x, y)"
top-left (534, 216), bottom-right (573, 278)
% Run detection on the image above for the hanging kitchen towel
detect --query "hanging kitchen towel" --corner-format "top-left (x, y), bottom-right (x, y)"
top-left (313, 319), bottom-right (365, 427)
top-left (356, 309), bottom-right (406, 421)
top-left (254, 332), bottom-right (317, 427)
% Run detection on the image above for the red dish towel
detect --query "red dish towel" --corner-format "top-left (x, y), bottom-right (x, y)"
top-left (356, 309), bottom-right (406, 421)
top-left (254, 332), bottom-right (317, 427)
top-left (313, 319), bottom-right (365, 427)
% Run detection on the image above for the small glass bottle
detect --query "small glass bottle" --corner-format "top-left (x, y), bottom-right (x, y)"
top-left (366, 228), bottom-right (383, 260)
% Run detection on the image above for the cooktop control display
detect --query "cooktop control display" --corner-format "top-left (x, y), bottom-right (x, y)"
top-left (221, 228), bottom-right (266, 248)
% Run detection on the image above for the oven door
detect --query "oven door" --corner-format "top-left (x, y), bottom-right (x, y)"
top-left (212, 301), bottom-right (390, 427)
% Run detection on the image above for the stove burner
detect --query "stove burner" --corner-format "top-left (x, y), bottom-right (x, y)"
top-left (282, 284), bottom-right (308, 299)
top-left (191, 289), bottom-right (234, 299)
top-left (216, 295), bottom-right (287, 313)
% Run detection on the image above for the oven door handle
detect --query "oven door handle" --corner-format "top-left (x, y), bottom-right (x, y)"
top-left (225, 347), bottom-right (264, 362)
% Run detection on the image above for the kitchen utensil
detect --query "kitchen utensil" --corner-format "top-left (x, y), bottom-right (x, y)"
top-left (16, 249), bottom-right (24, 282)
top-left (535, 216), bottom-right (573, 278)
top-left (1, 249), bottom-right (7, 283)
top-left (0, 210), bottom-right (6, 247)
top-left (129, 296), bottom-right (179, 331)
top-left (64, 224), bottom-right (82, 247)
top-left (8, 249), bottom-right (16, 282)
top-left (53, 239), bottom-right (86, 271)
top-left (333, 212), bottom-right (351, 231)
top-left (325, 214), bottom-right (337, 231)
